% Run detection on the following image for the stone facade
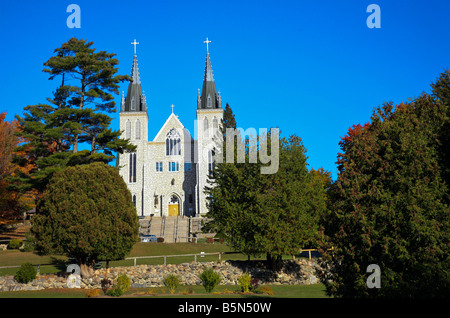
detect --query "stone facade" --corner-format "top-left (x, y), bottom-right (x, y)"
top-left (117, 46), bottom-right (223, 218)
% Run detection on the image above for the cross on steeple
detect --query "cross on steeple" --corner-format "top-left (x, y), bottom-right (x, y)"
top-left (171, 104), bottom-right (175, 114)
top-left (203, 37), bottom-right (211, 53)
top-left (131, 39), bottom-right (139, 55)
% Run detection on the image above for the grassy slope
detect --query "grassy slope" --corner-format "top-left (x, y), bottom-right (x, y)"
top-left (0, 242), bottom-right (253, 275)
top-left (0, 284), bottom-right (329, 298)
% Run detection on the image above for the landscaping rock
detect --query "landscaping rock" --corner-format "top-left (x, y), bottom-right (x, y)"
top-left (0, 258), bottom-right (324, 292)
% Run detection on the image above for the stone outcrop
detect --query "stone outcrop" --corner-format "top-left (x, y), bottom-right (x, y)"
top-left (0, 258), bottom-right (323, 292)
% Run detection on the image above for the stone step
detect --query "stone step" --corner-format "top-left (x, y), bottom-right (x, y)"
top-left (140, 216), bottom-right (194, 243)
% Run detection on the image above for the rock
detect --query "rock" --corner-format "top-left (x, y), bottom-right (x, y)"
top-left (0, 259), bottom-right (325, 292)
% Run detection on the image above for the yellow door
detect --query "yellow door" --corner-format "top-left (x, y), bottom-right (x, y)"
top-left (168, 204), bottom-right (179, 216)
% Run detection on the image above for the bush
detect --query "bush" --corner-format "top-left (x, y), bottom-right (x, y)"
top-left (8, 239), bottom-right (23, 250)
top-left (105, 274), bottom-right (131, 297)
top-left (116, 274), bottom-right (131, 292)
top-left (157, 237), bottom-right (164, 243)
top-left (163, 274), bottom-right (180, 294)
top-left (199, 267), bottom-right (221, 293)
top-left (106, 286), bottom-right (124, 297)
top-left (251, 278), bottom-right (260, 291)
top-left (238, 272), bottom-right (252, 293)
top-left (14, 262), bottom-right (37, 283)
top-left (101, 278), bottom-right (112, 294)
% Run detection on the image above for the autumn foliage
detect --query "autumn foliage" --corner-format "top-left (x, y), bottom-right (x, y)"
top-left (0, 112), bottom-right (35, 223)
top-left (320, 89), bottom-right (450, 297)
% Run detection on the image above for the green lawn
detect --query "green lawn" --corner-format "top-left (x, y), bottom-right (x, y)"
top-left (0, 242), bottom-right (307, 275)
top-left (0, 242), bottom-right (233, 275)
top-left (0, 242), bottom-right (327, 298)
top-left (0, 284), bottom-right (329, 298)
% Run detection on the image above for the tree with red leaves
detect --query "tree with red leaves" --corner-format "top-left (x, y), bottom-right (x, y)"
top-left (0, 113), bottom-right (35, 222)
top-left (320, 90), bottom-right (450, 298)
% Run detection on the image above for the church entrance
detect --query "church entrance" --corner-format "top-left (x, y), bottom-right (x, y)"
top-left (168, 195), bottom-right (180, 216)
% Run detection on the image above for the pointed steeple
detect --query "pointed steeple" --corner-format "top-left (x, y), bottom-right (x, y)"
top-left (122, 40), bottom-right (147, 113)
top-left (199, 38), bottom-right (221, 109)
top-left (130, 54), bottom-right (141, 85)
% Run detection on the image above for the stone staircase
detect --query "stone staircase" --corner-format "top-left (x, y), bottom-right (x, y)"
top-left (139, 216), bottom-right (204, 243)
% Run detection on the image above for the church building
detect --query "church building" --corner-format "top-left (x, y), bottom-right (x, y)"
top-left (117, 39), bottom-right (223, 218)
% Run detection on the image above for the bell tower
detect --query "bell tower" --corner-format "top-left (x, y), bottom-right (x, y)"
top-left (196, 38), bottom-right (223, 216)
top-left (118, 39), bottom-right (149, 217)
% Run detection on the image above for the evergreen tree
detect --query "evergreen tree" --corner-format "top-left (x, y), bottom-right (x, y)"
top-left (206, 104), bottom-right (326, 270)
top-left (430, 69), bottom-right (450, 200)
top-left (221, 103), bottom-right (237, 132)
top-left (12, 38), bottom-right (135, 193)
top-left (31, 162), bottom-right (139, 277)
top-left (321, 93), bottom-right (450, 297)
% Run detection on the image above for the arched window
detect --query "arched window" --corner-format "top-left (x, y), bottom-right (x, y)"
top-left (213, 117), bottom-right (218, 133)
top-left (166, 128), bottom-right (181, 156)
top-left (135, 119), bottom-right (141, 140)
top-left (126, 120), bottom-right (131, 140)
top-left (203, 117), bottom-right (209, 138)
top-left (169, 195), bottom-right (179, 204)
top-left (129, 153), bottom-right (136, 183)
top-left (132, 194), bottom-right (137, 207)
top-left (208, 149), bottom-right (215, 174)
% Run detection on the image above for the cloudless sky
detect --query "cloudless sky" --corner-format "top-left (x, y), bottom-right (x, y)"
top-left (1, 0), bottom-right (450, 179)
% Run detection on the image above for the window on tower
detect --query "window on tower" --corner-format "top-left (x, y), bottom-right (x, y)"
top-left (126, 120), bottom-right (131, 140)
top-left (213, 117), bottom-right (218, 134)
top-left (129, 153), bottom-right (137, 183)
top-left (203, 117), bottom-right (209, 137)
top-left (208, 150), bottom-right (215, 174)
top-left (135, 119), bottom-right (141, 140)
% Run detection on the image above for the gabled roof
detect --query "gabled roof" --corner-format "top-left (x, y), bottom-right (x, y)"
top-left (152, 112), bottom-right (185, 142)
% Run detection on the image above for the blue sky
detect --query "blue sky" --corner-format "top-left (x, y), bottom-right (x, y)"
top-left (1, 0), bottom-right (450, 179)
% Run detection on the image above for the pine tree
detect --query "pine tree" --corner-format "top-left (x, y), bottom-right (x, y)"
top-left (12, 38), bottom-right (136, 193)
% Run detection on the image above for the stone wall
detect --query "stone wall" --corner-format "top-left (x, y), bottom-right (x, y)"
top-left (0, 258), bottom-right (322, 292)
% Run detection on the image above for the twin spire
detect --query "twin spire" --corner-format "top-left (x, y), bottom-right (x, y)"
top-left (121, 38), bottom-right (222, 113)
top-left (198, 37), bottom-right (221, 109)
top-left (130, 39), bottom-right (141, 85)
top-left (121, 39), bottom-right (145, 112)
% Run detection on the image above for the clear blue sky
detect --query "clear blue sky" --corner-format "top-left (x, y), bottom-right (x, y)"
top-left (1, 0), bottom-right (450, 179)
